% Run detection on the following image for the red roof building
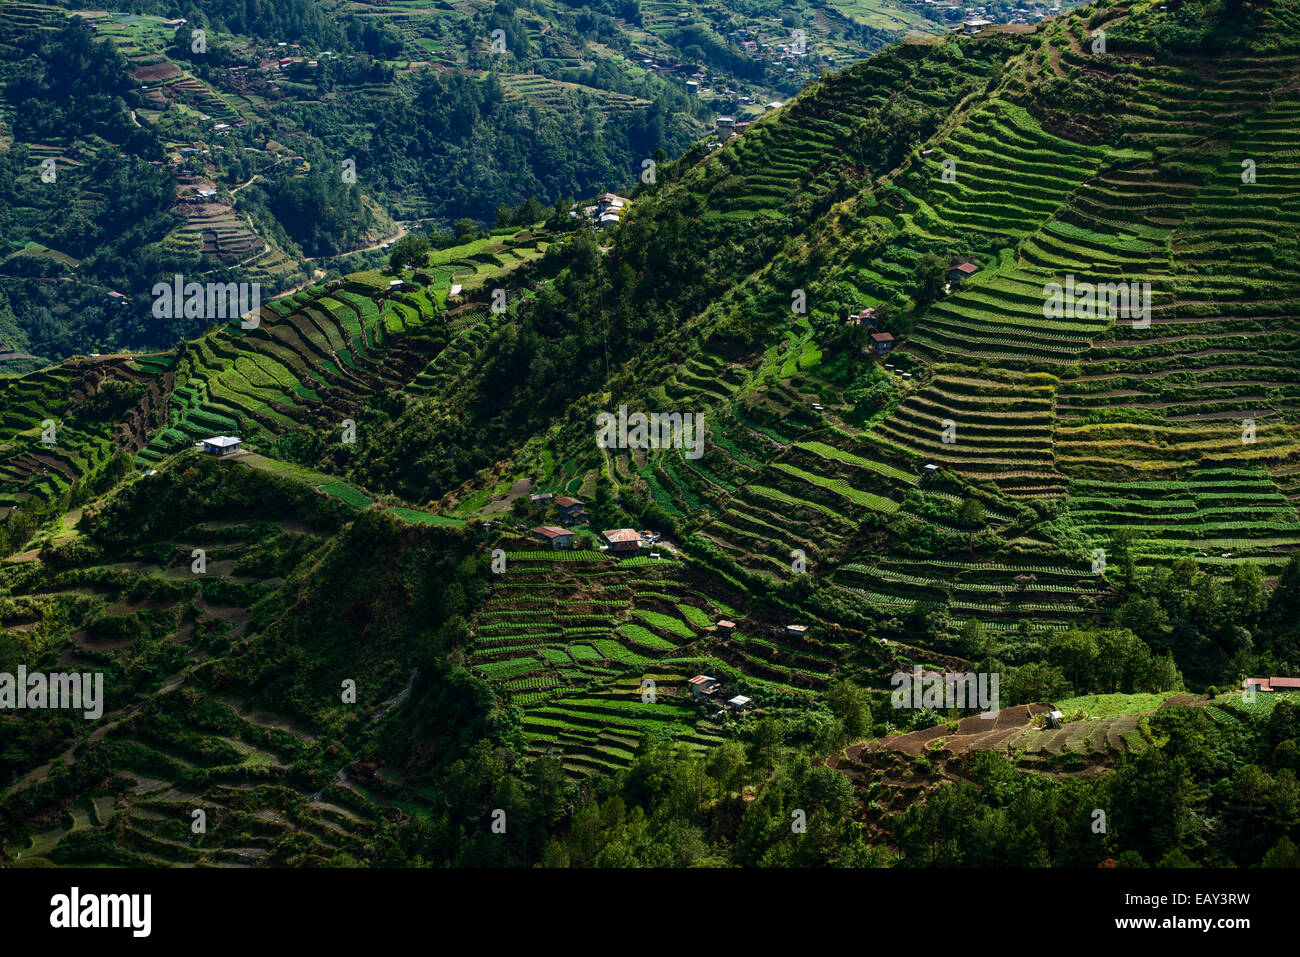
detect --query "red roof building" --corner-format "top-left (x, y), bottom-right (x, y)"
top-left (602, 528), bottom-right (641, 552)
top-left (531, 525), bottom-right (575, 549)
top-left (1244, 676), bottom-right (1300, 692)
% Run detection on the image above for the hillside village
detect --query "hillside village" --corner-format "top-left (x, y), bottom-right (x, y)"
top-left (0, 0), bottom-right (1299, 879)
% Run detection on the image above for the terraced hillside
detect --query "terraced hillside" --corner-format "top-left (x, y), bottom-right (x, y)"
top-left (0, 226), bottom-right (552, 528)
top-left (487, 0), bottom-right (1300, 653)
top-left (5, 0), bottom-right (1300, 870)
top-left (469, 546), bottom-right (862, 777)
top-left (0, 459), bottom-right (400, 866)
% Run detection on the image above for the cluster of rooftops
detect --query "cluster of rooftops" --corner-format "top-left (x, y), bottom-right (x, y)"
top-left (688, 675), bottom-right (752, 714)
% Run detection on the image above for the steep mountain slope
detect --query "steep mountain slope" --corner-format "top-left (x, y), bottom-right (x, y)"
top-left (4, 0), bottom-right (1300, 865)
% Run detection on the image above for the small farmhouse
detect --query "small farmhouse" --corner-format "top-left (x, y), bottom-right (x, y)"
top-left (947, 262), bottom-right (980, 283)
top-left (786, 624), bottom-right (808, 638)
top-left (727, 695), bottom-right (753, 714)
top-left (716, 620), bottom-right (735, 634)
top-left (602, 528), bottom-right (641, 553)
top-left (555, 497), bottom-right (586, 521)
top-left (869, 331), bottom-right (895, 356)
top-left (1243, 677), bottom-right (1300, 693)
top-left (689, 675), bottom-right (721, 699)
top-left (201, 436), bottom-right (242, 457)
top-left (531, 525), bottom-right (574, 549)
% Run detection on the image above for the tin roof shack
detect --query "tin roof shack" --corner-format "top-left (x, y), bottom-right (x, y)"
top-left (716, 620), bottom-right (735, 634)
top-left (727, 695), bottom-right (754, 714)
top-left (786, 624), bottom-right (808, 638)
top-left (947, 261), bottom-right (980, 284)
top-left (555, 497), bottom-right (588, 525)
top-left (689, 675), bottom-right (722, 700)
top-left (869, 331), bottom-right (895, 356)
top-left (1044, 709), bottom-right (1065, 729)
top-left (531, 525), bottom-right (574, 549)
top-left (1243, 677), bottom-right (1300, 692)
top-left (602, 528), bottom-right (641, 553)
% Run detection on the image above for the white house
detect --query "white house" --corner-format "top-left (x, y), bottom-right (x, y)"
top-left (201, 436), bottom-right (242, 457)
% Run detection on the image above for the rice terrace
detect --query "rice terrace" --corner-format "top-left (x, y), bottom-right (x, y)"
top-left (0, 0), bottom-right (1298, 930)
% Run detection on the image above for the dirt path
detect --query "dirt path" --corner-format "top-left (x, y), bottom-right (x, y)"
top-left (303, 224), bottom-right (408, 262)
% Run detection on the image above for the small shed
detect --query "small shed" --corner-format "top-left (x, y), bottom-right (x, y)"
top-left (716, 620), bottom-right (735, 634)
top-left (201, 436), bottom-right (242, 457)
top-left (869, 332), bottom-right (895, 355)
top-left (1044, 709), bottom-right (1065, 729)
top-left (727, 695), bottom-right (753, 714)
top-left (689, 675), bottom-right (721, 699)
top-left (786, 624), bottom-right (808, 638)
top-left (947, 262), bottom-right (980, 283)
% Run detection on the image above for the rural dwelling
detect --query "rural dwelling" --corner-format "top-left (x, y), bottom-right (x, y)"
top-left (597, 192), bottom-right (627, 212)
top-left (201, 436), bottom-right (242, 457)
top-left (727, 695), bottom-right (754, 714)
top-left (716, 116), bottom-right (735, 139)
top-left (447, 284), bottom-right (463, 302)
top-left (716, 620), bottom-right (735, 634)
top-left (531, 525), bottom-right (574, 549)
top-left (846, 307), bottom-right (876, 327)
top-left (529, 492), bottom-right (554, 506)
top-left (689, 675), bottom-right (721, 699)
top-left (598, 211), bottom-right (621, 230)
top-left (602, 528), bottom-right (641, 553)
top-left (1243, 677), bottom-right (1300, 693)
top-left (786, 624), bottom-right (808, 638)
top-left (869, 331), bottom-right (895, 356)
top-left (947, 262), bottom-right (980, 283)
top-left (555, 496), bottom-right (586, 520)
top-left (963, 18), bottom-right (994, 33)
top-left (921, 463), bottom-right (941, 483)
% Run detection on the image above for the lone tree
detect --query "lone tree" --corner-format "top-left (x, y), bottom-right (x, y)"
top-left (389, 234), bottom-right (430, 272)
